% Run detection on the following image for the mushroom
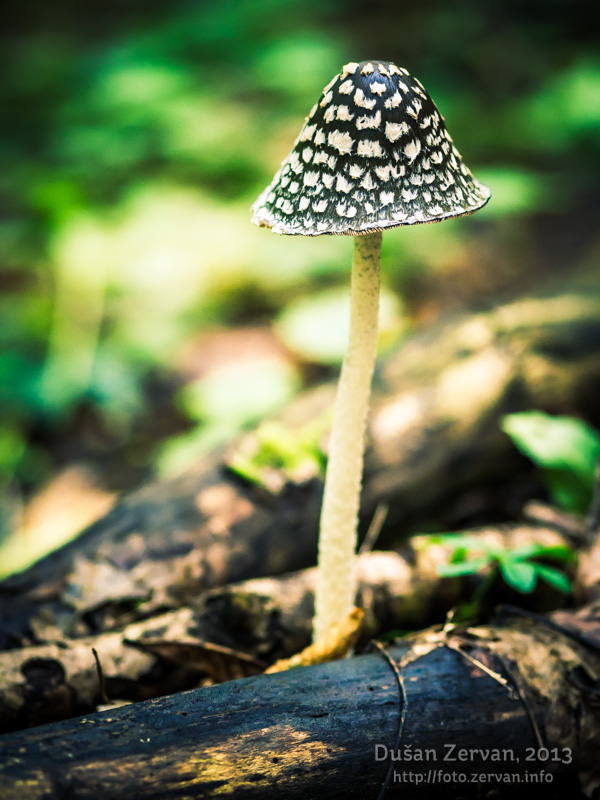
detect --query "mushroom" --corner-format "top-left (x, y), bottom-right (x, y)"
top-left (252, 60), bottom-right (490, 644)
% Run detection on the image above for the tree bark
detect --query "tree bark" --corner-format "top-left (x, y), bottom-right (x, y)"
top-left (0, 606), bottom-right (598, 799)
top-left (1, 290), bottom-right (599, 651)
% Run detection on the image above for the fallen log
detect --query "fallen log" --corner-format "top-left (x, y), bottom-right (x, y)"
top-left (1, 291), bottom-right (599, 650)
top-left (1, 521), bottom-right (580, 734)
top-left (0, 606), bottom-right (597, 799)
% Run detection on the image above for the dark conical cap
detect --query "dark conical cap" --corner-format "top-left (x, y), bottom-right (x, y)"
top-left (252, 61), bottom-right (490, 236)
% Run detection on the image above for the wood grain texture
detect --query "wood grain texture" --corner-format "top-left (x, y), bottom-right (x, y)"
top-left (1, 610), bottom-right (596, 799)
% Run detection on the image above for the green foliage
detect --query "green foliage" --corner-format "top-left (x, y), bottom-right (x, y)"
top-left (157, 360), bottom-right (300, 477)
top-left (501, 411), bottom-right (600, 512)
top-left (515, 59), bottom-right (600, 153)
top-left (1, 0), bottom-right (599, 544)
top-left (183, 362), bottom-right (298, 428)
top-left (228, 419), bottom-right (327, 491)
top-left (275, 287), bottom-right (404, 365)
top-left (428, 533), bottom-right (575, 596)
top-left (473, 167), bottom-right (557, 217)
top-left (0, 425), bottom-right (28, 491)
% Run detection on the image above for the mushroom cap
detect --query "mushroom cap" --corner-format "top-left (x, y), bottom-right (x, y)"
top-left (252, 61), bottom-right (490, 236)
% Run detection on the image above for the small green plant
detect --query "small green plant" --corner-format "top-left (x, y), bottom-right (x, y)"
top-left (228, 419), bottom-right (327, 493)
top-left (423, 533), bottom-right (575, 620)
top-left (430, 533), bottom-right (574, 593)
top-left (501, 411), bottom-right (600, 513)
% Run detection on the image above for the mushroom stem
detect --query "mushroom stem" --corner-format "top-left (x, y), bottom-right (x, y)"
top-left (313, 230), bottom-right (382, 643)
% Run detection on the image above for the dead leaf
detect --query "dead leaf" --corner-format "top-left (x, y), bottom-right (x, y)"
top-left (125, 638), bottom-right (267, 682)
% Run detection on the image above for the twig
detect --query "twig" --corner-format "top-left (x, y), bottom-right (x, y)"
top-left (444, 624), bottom-right (545, 750)
top-left (92, 647), bottom-right (109, 705)
top-left (494, 652), bottom-right (545, 750)
top-left (370, 639), bottom-right (407, 800)
top-left (358, 504), bottom-right (388, 555)
top-left (444, 638), bottom-right (512, 692)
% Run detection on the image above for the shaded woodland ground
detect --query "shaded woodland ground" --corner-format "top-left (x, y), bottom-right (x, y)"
top-left (1, 288), bottom-right (600, 797)
top-left (1, 1), bottom-right (600, 797)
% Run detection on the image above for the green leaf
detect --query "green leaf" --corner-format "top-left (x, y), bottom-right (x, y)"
top-left (449, 546), bottom-right (469, 564)
top-left (275, 287), bottom-right (403, 365)
top-left (425, 533), bottom-right (500, 556)
top-left (501, 411), bottom-right (600, 512)
top-left (226, 418), bottom-right (327, 491)
top-left (545, 469), bottom-right (592, 515)
top-left (473, 167), bottom-right (554, 217)
top-left (499, 559), bottom-right (537, 593)
top-left (0, 424), bottom-right (28, 481)
top-left (509, 542), bottom-right (575, 563)
top-left (180, 361), bottom-right (299, 428)
top-left (533, 565), bottom-right (573, 595)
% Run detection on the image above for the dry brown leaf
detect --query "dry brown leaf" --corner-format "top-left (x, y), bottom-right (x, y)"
top-left (125, 638), bottom-right (267, 682)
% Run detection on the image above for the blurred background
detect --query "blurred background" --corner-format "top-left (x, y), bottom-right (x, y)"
top-left (1, 0), bottom-right (599, 576)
